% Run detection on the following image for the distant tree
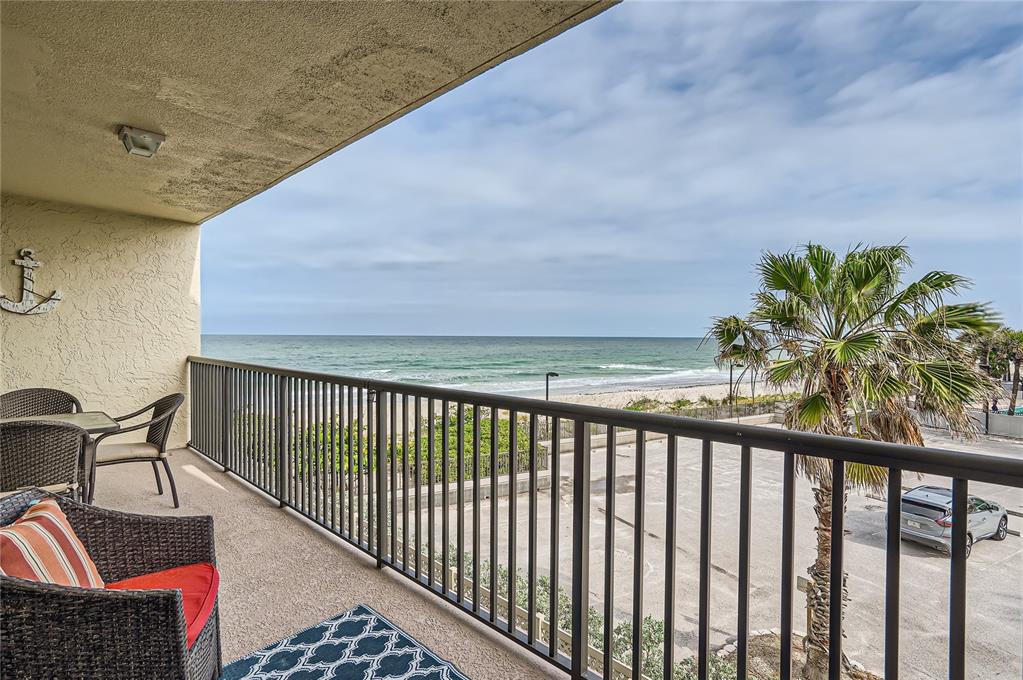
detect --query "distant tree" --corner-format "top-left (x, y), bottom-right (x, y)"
top-left (709, 243), bottom-right (998, 680)
top-left (999, 329), bottom-right (1023, 415)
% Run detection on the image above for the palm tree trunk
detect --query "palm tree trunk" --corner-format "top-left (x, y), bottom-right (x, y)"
top-left (1009, 360), bottom-right (1020, 415)
top-left (802, 472), bottom-right (849, 680)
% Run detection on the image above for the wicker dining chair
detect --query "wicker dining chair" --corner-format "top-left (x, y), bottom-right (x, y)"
top-left (0, 387), bottom-right (82, 418)
top-left (0, 488), bottom-right (222, 680)
top-left (0, 420), bottom-right (88, 499)
top-left (90, 393), bottom-right (185, 507)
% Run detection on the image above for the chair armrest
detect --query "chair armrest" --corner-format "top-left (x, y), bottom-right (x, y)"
top-left (1, 576), bottom-right (190, 680)
top-left (94, 409), bottom-right (175, 445)
top-left (54, 494), bottom-right (215, 582)
top-left (114, 399), bottom-right (159, 422)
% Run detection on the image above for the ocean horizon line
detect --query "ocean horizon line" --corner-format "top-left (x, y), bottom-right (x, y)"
top-left (201, 332), bottom-right (707, 340)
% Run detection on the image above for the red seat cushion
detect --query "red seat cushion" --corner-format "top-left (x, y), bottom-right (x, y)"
top-left (107, 563), bottom-right (219, 648)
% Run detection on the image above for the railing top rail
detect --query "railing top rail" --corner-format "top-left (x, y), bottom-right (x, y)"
top-left (188, 355), bottom-right (1023, 487)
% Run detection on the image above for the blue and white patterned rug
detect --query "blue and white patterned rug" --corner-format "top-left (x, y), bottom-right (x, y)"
top-left (220, 604), bottom-right (470, 680)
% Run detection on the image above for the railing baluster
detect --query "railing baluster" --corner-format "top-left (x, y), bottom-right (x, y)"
top-left (781, 451), bottom-right (795, 680)
top-left (285, 375), bottom-right (291, 505)
top-left (885, 467), bottom-right (901, 680)
top-left (275, 375), bottom-right (285, 506)
top-left (457, 402), bottom-right (466, 603)
top-left (306, 378), bottom-right (313, 517)
top-left (508, 409), bottom-right (518, 635)
top-left (603, 426), bottom-right (617, 679)
top-left (220, 366), bottom-right (229, 468)
top-left (358, 387), bottom-right (365, 546)
top-left (238, 367), bottom-right (244, 474)
top-left (294, 377), bottom-right (300, 510)
top-left (570, 420), bottom-right (591, 680)
top-left (737, 445), bottom-right (752, 680)
top-left (331, 385), bottom-right (338, 531)
top-left (402, 394), bottom-right (410, 570)
top-left (315, 380), bottom-right (322, 521)
top-left (490, 407), bottom-right (499, 623)
top-left (427, 398), bottom-right (435, 586)
top-left (390, 391), bottom-right (397, 562)
top-left (528, 412), bottom-right (538, 645)
top-left (698, 439), bottom-right (714, 679)
top-left (188, 362), bottom-right (195, 447)
top-left (295, 377), bottom-right (302, 513)
top-left (233, 367), bottom-right (239, 473)
top-left (379, 391), bottom-right (390, 566)
top-left (250, 372), bottom-right (257, 488)
top-left (368, 390), bottom-right (376, 552)
top-left (664, 434), bottom-right (678, 680)
top-left (253, 371), bottom-right (260, 489)
top-left (325, 383), bottom-right (331, 525)
top-left (442, 400), bottom-right (450, 594)
top-left (472, 403), bottom-right (481, 612)
top-left (251, 374), bottom-right (257, 484)
top-left (261, 372), bottom-right (268, 491)
top-left (949, 478), bottom-right (968, 680)
top-left (415, 396), bottom-right (422, 578)
top-left (321, 380), bottom-right (327, 520)
top-left (549, 415), bottom-right (560, 659)
top-left (632, 430), bottom-right (646, 680)
top-left (347, 386), bottom-right (354, 539)
top-left (247, 371), bottom-right (253, 486)
top-left (828, 460), bottom-right (845, 680)
top-left (258, 370), bottom-right (264, 486)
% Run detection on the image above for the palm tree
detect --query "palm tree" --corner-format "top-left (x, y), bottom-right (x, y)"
top-left (961, 326), bottom-right (1005, 412)
top-left (999, 329), bottom-right (1023, 415)
top-left (708, 243), bottom-right (998, 680)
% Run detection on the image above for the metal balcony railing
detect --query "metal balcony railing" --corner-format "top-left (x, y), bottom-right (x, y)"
top-left (187, 355), bottom-right (1023, 680)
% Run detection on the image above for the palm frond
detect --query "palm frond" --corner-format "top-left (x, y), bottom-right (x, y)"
top-left (757, 251), bottom-right (814, 299)
top-left (823, 331), bottom-right (881, 364)
top-left (912, 303), bottom-right (1000, 337)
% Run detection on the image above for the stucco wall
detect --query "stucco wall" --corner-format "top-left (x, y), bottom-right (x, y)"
top-left (0, 195), bottom-right (199, 446)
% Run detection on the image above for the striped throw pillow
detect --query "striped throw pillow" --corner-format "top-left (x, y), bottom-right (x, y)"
top-left (0, 499), bottom-right (104, 588)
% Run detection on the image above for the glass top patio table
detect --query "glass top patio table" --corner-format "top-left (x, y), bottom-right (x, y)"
top-left (0, 411), bottom-right (119, 434)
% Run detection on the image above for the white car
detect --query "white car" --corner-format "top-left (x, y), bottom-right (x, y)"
top-left (900, 485), bottom-right (1009, 557)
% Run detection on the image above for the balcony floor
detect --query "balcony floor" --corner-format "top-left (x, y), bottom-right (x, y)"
top-left (92, 447), bottom-right (561, 679)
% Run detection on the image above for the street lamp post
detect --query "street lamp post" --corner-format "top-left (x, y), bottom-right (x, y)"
top-left (545, 372), bottom-right (559, 401)
top-left (729, 361), bottom-right (745, 419)
top-left (729, 363), bottom-right (734, 418)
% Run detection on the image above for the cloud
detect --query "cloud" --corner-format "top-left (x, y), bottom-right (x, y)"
top-left (203, 1), bottom-right (1023, 335)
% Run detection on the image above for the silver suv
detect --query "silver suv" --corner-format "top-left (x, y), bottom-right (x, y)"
top-left (900, 485), bottom-right (1009, 557)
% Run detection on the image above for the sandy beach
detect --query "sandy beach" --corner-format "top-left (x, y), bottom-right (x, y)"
top-left (557, 378), bottom-right (790, 410)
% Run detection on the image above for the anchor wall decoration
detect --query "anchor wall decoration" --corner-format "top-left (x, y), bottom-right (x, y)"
top-left (0, 248), bottom-right (63, 315)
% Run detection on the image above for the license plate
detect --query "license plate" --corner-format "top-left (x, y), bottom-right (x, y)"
top-left (907, 520), bottom-right (922, 529)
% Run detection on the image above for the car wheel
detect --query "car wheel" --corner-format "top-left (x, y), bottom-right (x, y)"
top-left (966, 534), bottom-right (973, 558)
top-left (993, 516), bottom-right (1008, 541)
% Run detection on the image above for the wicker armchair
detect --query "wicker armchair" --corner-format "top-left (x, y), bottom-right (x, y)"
top-left (0, 420), bottom-right (87, 499)
top-left (90, 393), bottom-right (185, 507)
top-left (0, 489), bottom-right (222, 680)
top-left (0, 387), bottom-right (82, 418)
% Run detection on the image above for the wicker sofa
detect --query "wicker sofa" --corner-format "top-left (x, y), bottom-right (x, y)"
top-left (0, 489), bottom-right (222, 680)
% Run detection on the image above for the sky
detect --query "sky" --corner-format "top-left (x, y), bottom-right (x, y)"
top-left (202, 1), bottom-right (1023, 337)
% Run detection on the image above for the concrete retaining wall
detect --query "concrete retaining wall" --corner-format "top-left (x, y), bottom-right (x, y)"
top-left (915, 408), bottom-right (1023, 439)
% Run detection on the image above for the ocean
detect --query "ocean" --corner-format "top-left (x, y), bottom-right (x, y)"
top-left (200, 335), bottom-right (728, 397)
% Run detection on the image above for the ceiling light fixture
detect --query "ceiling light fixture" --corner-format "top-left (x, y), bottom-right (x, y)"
top-left (118, 125), bottom-right (165, 158)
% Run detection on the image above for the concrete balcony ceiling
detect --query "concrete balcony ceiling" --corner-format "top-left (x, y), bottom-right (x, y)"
top-left (1, 1), bottom-right (614, 224)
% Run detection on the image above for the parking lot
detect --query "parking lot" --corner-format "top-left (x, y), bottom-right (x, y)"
top-left (432, 427), bottom-right (1022, 679)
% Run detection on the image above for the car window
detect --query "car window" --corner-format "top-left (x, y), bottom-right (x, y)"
top-left (968, 497), bottom-right (986, 513)
top-left (902, 499), bottom-right (946, 520)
